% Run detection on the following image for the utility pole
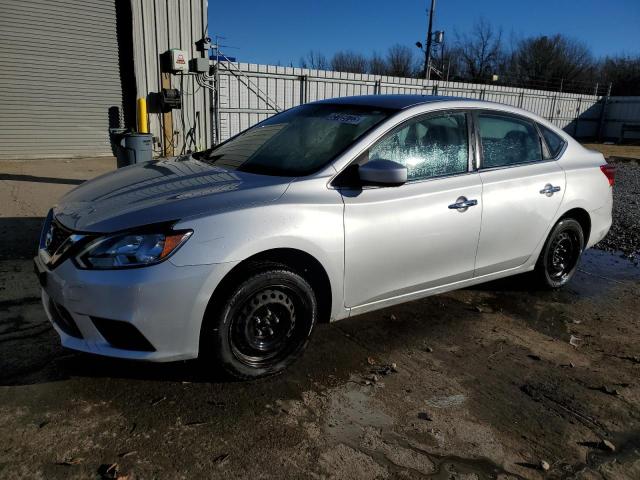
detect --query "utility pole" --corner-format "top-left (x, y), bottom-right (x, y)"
top-left (424, 0), bottom-right (436, 80)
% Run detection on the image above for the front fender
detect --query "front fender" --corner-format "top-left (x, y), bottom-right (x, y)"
top-left (169, 198), bottom-right (346, 321)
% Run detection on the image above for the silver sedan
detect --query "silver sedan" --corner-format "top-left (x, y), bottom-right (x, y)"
top-left (35, 95), bottom-right (614, 379)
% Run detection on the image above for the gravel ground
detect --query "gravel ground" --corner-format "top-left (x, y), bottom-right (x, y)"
top-left (594, 159), bottom-right (640, 261)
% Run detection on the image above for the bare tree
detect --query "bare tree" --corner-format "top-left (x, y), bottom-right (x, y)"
top-left (509, 34), bottom-right (595, 87)
top-left (300, 50), bottom-right (328, 70)
top-left (597, 55), bottom-right (640, 95)
top-left (330, 50), bottom-right (368, 73)
top-left (455, 18), bottom-right (503, 82)
top-left (385, 44), bottom-right (416, 77)
top-left (369, 51), bottom-right (387, 75)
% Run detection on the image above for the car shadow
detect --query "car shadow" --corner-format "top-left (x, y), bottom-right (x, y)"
top-left (0, 294), bottom-right (478, 387)
top-left (0, 173), bottom-right (86, 185)
top-left (0, 217), bottom-right (45, 260)
top-left (465, 272), bottom-right (537, 292)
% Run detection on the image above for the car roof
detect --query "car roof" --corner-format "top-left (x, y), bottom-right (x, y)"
top-left (313, 94), bottom-right (472, 110)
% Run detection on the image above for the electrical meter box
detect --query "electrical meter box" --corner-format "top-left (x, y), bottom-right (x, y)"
top-left (189, 57), bottom-right (210, 73)
top-left (168, 49), bottom-right (189, 72)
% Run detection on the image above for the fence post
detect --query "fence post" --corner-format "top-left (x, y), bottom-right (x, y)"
top-left (548, 93), bottom-right (558, 124)
top-left (299, 75), bottom-right (308, 105)
top-left (574, 96), bottom-right (582, 137)
top-left (213, 62), bottom-right (221, 145)
top-left (597, 82), bottom-right (613, 142)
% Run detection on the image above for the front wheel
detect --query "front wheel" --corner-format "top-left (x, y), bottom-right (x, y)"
top-left (202, 265), bottom-right (317, 380)
top-left (534, 218), bottom-right (585, 289)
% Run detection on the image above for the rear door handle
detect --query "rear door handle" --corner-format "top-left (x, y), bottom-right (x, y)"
top-left (448, 196), bottom-right (478, 212)
top-left (540, 184), bottom-right (561, 196)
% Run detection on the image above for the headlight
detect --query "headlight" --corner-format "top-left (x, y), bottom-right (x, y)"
top-left (76, 230), bottom-right (192, 269)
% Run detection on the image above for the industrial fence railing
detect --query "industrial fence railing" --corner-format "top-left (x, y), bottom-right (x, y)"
top-left (210, 62), bottom-right (639, 144)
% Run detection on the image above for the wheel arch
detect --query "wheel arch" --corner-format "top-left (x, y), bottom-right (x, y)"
top-left (203, 248), bottom-right (333, 330)
top-left (558, 207), bottom-right (591, 248)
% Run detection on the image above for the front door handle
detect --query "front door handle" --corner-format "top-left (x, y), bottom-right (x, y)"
top-left (448, 196), bottom-right (478, 212)
top-left (540, 184), bottom-right (561, 196)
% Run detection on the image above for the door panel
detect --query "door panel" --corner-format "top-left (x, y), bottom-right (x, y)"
top-left (475, 161), bottom-right (565, 276)
top-left (473, 111), bottom-right (566, 276)
top-left (342, 173), bottom-right (482, 308)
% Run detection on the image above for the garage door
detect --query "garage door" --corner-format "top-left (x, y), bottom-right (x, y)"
top-left (0, 0), bottom-right (124, 159)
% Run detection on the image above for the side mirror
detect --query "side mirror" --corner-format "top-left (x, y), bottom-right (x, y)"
top-left (358, 159), bottom-right (407, 186)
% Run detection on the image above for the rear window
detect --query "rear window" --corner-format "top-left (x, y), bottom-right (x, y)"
top-left (539, 124), bottom-right (566, 159)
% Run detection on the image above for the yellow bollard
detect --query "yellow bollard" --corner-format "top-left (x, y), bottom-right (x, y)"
top-left (137, 97), bottom-right (148, 133)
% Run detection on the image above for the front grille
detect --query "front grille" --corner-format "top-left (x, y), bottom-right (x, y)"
top-left (49, 299), bottom-right (83, 338)
top-left (46, 220), bottom-right (72, 257)
top-left (91, 317), bottom-right (156, 352)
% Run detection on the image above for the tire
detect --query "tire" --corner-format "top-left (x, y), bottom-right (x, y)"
top-left (201, 264), bottom-right (317, 380)
top-left (534, 218), bottom-right (585, 289)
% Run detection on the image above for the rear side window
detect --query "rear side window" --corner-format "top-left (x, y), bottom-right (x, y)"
top-left (538, 124), bottom-right (566, 159)
top-left (478, 113), bottom-right (543, 168)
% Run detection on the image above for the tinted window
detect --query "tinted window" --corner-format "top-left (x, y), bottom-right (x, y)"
top-left (202, 104), bottom-right (391, 176)
top-left (539, 124), bottom-right (565, 158)
top-left (368, 112), bottom-right (469, 181)
top-left (478, 113), bottom-right (543, 168)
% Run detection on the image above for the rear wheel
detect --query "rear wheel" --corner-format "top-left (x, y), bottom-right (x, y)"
top-left (534, 218), bottom-right (585, 289)
top-left (202, 265), bottom-right (317, 380)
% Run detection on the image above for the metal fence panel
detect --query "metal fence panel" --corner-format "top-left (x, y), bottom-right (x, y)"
top-left (212, 62), bottom-right (638, 143)
top-left (603, 96), bottom-right (640, 140)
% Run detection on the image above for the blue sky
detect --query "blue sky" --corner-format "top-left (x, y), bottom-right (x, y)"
top-left (208, 0), bottom-right (640, 65)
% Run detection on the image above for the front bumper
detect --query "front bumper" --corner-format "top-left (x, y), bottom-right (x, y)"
top-left (35, 254), bottom-right (237, 362)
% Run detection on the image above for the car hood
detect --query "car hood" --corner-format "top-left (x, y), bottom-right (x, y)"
top-left (54, 157), bottom-right (294, 232)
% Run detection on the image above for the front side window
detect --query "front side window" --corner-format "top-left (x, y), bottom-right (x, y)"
top-left (478, 113), bottom-right (543, 168)
top-left (201, 104), bottom-right (391, 176)
top-left (367, 112), bottom-right (469, 181)
top-left (538, 124), bottom-right (566, 159)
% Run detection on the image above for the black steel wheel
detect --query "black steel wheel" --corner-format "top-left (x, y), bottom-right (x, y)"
top-left (229, 287), bottom-right (300, 368)
top-left (535, 218), bottom-right (585, 289)
top-left (202, 264), bottom-right (317, 380)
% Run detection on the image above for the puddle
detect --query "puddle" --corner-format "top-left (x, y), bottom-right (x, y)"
top-left (473, 249), bottom-right (639, 343)
top-left (428, 454), bottom-right (524, 480)
top-left (323, 381), bottom-right (393, 445)
top-left (425, 394), bottom-right (466, 409)
top-left (579, 248), bottom-right (640, 283)
top-left (321, 382), bottom-right (524, 479)
top-left (386, 434), bottom-right (527, 480)
top-left (558, 430), bottom-right (640, 478)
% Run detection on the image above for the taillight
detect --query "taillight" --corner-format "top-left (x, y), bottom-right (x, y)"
top-left (600, 164), bottom-right (616, 186)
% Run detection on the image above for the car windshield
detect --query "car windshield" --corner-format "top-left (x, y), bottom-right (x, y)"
top-left (200, 104), bottom-right (392, 176)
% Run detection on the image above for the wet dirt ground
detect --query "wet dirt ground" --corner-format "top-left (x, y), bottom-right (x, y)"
top-left (1, 157), bottom-right (640, 479)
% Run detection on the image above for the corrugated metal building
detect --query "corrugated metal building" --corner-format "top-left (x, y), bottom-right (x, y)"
top-left (0, 0), bottom-right (209, 160)
top-left (130, 0), bottom-right (211, 157)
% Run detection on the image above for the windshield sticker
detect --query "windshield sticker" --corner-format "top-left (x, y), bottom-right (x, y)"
top-left (326, 113), bottom-right (364, 125)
